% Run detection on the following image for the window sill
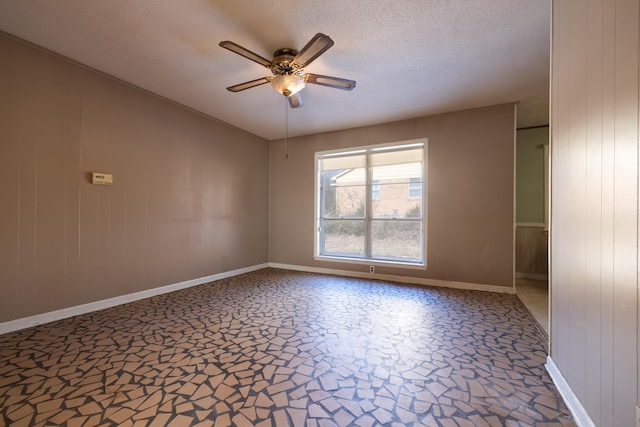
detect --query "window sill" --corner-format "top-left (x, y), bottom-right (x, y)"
top-left (314, 255), bottom-right (427, 270)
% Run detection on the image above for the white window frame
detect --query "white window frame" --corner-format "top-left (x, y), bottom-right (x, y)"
top-left (314, 138), bottom-right (428, 269)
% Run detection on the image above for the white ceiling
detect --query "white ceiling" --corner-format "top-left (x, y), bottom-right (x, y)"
top-left (0, 0), bottom-right (550, 140)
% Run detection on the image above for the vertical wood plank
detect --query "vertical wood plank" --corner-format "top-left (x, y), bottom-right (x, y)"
top-left (584, 0), bottom-right (604, 423)
top-left (612, 0), bottom-right (639, 424)
top-left (551, 0), bottom-right (572, 375)
top-left (566, 0), bottom-right (589, 400)
top-left (0, 36), bottom-right (22, 320)
top-left (17, 45), bottom-right (40, 318)
top-left (598, 0), bottom-right (617, 424)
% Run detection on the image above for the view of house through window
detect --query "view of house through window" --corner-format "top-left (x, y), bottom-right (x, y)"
top-left (315, 139), bottom-right (426, 265)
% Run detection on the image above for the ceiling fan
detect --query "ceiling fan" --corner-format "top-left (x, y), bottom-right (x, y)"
top-left (219, 33), bottom-right (356, 108)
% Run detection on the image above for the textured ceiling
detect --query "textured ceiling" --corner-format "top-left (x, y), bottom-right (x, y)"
top-left (0, 0), bottom-right (550, 140)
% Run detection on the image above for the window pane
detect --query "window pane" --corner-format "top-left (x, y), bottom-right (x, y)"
top-left (371, 220), bottom-right (422, 262)
top-left (321, 186), bottom-right (366, 218)
top-left (330, 185), bottom-right (366, 218)
top-left (322, 220), bottom-right (365, 257)
top-left (370, 162), bottom-right (422, 219)
top-left (371, 180), bottom-right (380, 201)
top-left (371, 162), bottom-right (422, 182)
top-left (321, 167), bottom-right (366, 218)
top-left (371, 183), bottom-right (422, 218)
top-left (408, 178), bottom-right (422, 200)
top-left (322, 168), bottom-right (365, 187)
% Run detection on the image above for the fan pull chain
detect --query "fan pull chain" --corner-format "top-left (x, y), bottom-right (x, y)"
top-left (284, 96), bottom-right (289, 160)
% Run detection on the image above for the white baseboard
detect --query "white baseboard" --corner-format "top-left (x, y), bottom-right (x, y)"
top-left (515, 272), bottom-right (548, 281)
top-left (545, 356), bottom-right (595, 427)
top-left (269, 263), bottom-right (516, 294)
top-left (0, 263), bottom-right (269, 335)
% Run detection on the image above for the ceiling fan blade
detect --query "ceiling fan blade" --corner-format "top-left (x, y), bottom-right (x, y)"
top-left (293, 33), bottom-right (334, 67)
top-left (305, 73), bottom-right (356, 91)
top-left (288, 92), bottom-right (303, 108)
top-left (219, 41), bottom-right (272, 68)
top-left (226, 77), bottom-right (273, 92)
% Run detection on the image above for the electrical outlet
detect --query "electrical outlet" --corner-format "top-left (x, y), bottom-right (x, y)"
top-left (369, 266), bottom-right (375, 273)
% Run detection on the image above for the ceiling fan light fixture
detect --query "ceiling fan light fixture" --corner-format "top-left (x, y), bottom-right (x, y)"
top-left (271, 74), bottom-right (306, 97)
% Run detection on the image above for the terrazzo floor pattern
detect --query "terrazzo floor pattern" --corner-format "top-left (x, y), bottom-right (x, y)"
top-left (0, 269), bottom-right (574, 427)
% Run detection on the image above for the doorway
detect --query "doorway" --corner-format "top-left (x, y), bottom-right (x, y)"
top-left (515, 126), bottom-right (549, 336)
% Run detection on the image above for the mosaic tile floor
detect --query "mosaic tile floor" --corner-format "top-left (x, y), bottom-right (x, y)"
top-left (0, 269), bottom-right (574, 426)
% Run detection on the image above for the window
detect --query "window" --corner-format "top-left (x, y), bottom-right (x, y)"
top-left (408, 178), bottom-right (422, 199)
top-left (372, 180), bottom-right (380, 201)
top-left (315, 139), bottom-right (426, 265)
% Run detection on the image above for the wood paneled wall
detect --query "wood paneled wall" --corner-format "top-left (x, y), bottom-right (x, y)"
top-left (0, 34), bottom-right (270, 323)
top-left (515, 225), bottom-right (547, 278)
top-left (550, 1), bottom-right (639, 425)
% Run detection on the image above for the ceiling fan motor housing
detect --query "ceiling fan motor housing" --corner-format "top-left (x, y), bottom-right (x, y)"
top-left (271, 48), bottom-right (303, 77)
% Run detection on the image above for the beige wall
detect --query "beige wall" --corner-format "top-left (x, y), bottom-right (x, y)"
top-left (270, 104), bottom-right (516, 288)
top-left (0, 34), bottom-right (269, 323)
top-left (550, 0), bottom-right (639, 425)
